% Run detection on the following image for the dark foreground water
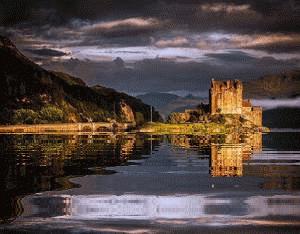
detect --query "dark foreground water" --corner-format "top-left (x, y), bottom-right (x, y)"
top-left (0, 131), bottom-right (300, 233)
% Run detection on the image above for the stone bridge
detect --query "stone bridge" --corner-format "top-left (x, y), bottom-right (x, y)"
top-left (0, 122), bottom-right (136, 133)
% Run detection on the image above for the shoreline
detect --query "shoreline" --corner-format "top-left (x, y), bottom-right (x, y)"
top-left (0, 122), bottom-right (135, 134)
top-left (0, 122), bottom-right (268, 135)
top-left (138, 122), bottom-right (268, 135)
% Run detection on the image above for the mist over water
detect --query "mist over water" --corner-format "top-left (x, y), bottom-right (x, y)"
top-left (252, 98), bottom-right (300, 110)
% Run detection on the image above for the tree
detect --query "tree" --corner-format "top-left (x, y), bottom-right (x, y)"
top-left (39, 106), bottom-right (64, 123)
top-left (12, 109), bottom-right (40, 124)
top-left (135, 112), bottom-right (145, 125)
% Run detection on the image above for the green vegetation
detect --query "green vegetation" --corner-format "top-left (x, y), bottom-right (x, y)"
top-left (167, 112), bottom-right (187, 124)
top-left (39, 106), bottom-right (64, 122)
top-left (139, 111), bottom-right (268, 135)
top-left (167, 104), bottom-right (211, 124)
top-left (12, 106), bottom-right (65, 124)
top-left (91, 110), bottom-right (111, 122)
top-left (139, 122), bottom-right (229, 135)
top-left (135, 112), bottom-right (145, 126)
top-left (12, 109), bottom-right (40, 124)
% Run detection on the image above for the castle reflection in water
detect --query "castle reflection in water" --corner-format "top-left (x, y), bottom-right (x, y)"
top-left (17, 132), bottom-right (300, 224)
top-left (210, 133), bottom-right (262, 177)
top-left (0, 132), bottom-right (264, 223)
top-left (168, 133), bottom-right (262, 177)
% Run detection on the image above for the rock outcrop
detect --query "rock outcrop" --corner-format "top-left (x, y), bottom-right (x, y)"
top-left (119, 100), bottom-right (135, 123)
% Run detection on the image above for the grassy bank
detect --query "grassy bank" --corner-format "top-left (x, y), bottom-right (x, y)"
top-left (139, 122), bottom-right (230, 135)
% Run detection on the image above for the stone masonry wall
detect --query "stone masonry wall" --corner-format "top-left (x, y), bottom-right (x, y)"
top-left (210, 80), bottom-right (243, 115)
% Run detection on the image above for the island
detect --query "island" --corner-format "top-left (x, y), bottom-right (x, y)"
top-left (140, 79), bottom-right (266, 134)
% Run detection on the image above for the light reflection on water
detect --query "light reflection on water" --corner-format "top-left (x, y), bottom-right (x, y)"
top-left (0, 133), bottom-right (159, 224)
top-left (0, 132), bottom-right (300, 230)
top-left (21, 194), bottom-right (300, 221)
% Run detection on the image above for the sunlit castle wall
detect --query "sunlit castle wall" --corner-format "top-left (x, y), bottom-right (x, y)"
top-left (251, 106), bottom-right (263, 127)
top-left (210, 80), bottom-right (243, 115)
top-left (242, 100), bottom-right (263, 127)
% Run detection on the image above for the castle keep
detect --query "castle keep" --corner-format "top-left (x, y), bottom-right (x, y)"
top-left (210, 80), bottom-right (243, 115)
top-left (209, 79), bottom-right (262, 126)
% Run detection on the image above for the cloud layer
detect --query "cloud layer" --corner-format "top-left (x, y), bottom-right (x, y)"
top-left (0, 0), bottom-right (299, 93)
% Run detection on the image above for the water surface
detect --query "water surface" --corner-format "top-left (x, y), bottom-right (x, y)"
top-left (0, 132), bottom-right (300, 233)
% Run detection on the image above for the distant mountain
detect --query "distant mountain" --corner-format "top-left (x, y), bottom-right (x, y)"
top-left (0, 36), bottom-right (160, 124)
top-left (137, 92), bottom-right (179, 109)
top-left (244, 70), bottom-right (300, 99)
top-left (243, 70), bottom-right (300, 128)
top-left (137, 92), bottom-right (206, 118)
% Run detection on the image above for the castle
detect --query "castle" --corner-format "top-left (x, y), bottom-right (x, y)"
top-left (209, 79), bottom-right (262, 126)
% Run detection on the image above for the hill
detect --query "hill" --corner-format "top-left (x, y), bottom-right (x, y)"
top-left (243, 70), bottom-right (300, 128)
top-left (244, 70), bottom-right (300, 99)
top-left (136, 92), bottom-right (179, 109)
top-left (0, 36), bottom-right (160, 125)
top-left (137, 93), bottom-right (206, 118)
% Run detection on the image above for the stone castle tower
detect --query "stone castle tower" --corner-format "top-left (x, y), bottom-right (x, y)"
top-left (209, 79), bottom-right (262, 126)
top-left (210, 80), bottom-right (243, 115)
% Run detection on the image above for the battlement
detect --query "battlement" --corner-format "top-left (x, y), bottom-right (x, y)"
top-left (211, 79), bottom-right (242, 90)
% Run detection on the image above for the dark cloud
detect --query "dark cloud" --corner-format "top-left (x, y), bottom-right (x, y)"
top-left (243, 39), bottom-right (300, 53)
top-left (1, 0), bottom-right (299, 51)
top-left (25, 48), bottom-right (67, 57)
top-left (205, 51), bottom-right (257, 63)
top-left (1, 0), bottom-right (299, 94)
top-left (155, 36), bottom-right (189, 47)
top-left (1, 1), bottom-right (299, 33)
top-left (1, 1), bottom-right (297, 58)
top-left (82, 17), bottom-right (162, 37)
top-left (43, 51), bottom-right (300, 93)
top-left (193, 33), bottom-right (300, 54)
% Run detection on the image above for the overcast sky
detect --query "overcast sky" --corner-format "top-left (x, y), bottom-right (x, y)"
top-left (1, 0), bottom-right (300, 94)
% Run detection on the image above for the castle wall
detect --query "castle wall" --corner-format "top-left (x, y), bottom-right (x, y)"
top-left (210, 80), bottom-right (243, 115)
top-left (242, 106), bottom-right (262, 127)
top-left (251, 107), bottom-right (262, 127)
